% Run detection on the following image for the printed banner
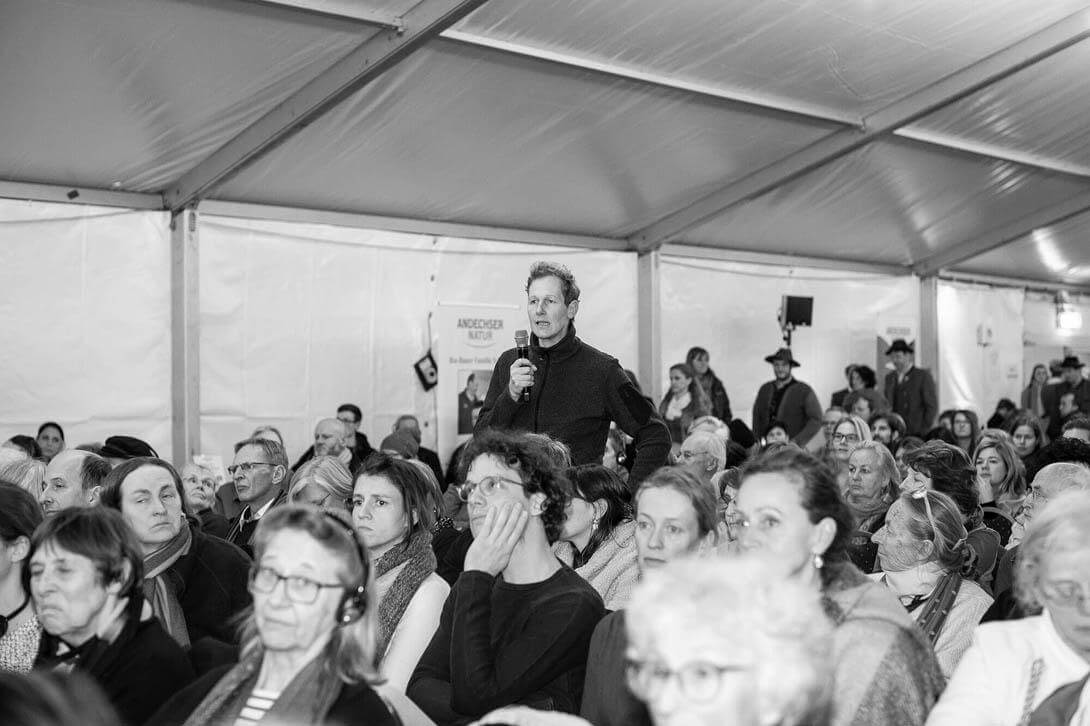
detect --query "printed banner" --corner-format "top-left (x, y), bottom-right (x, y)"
top-left (434, 303), bottom-right (524, 470)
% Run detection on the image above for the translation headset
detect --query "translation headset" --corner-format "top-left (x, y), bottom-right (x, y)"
top-left (321, 511), bottom-right (370, 627)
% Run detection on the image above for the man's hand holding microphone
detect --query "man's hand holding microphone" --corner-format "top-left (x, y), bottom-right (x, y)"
top-left (509, 329), bottom-right (536, 402)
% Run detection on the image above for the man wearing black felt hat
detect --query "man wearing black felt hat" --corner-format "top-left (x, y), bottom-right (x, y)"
top-left (751, 347), bottom-right (822, 446)
top-left (883, 339), bottom-right (937, 438)
top-left (1042, 355), bottom-right (1090, 439)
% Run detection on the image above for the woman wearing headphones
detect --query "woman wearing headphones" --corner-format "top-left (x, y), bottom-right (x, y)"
top-left (150, 506), bottom-right (402, 725)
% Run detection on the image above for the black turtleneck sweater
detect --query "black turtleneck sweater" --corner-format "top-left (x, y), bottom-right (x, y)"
top-left (474, 325), bottom-right (670, 487)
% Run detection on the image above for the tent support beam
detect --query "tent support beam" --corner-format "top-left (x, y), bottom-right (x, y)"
top-left (637, 250), bottom-right (662, 401)
top-left (913, 190), bottom-right (1090, 276)
top-left (938, 271), bottom-right (1090, 296)
top-left (243, 0), bottom-right (404, 29)
top-left (199, 199), bottom-right (629, 251)
top-left (662, 243), bottom-right (908, 276)
top-left (919, 276), bottom-right (940, 397)
top-left (894, 128), bottom-right (1090, 179)
top-left (163, 0), bottom-right (492, 213)
top-left (171, 208), bottom-right (201, 468)
top-left (0, 180), bottom-right (162, 210)
top-left (440, 31), bottom-right (860, 127)
top-left (628, 9), bottom-right (1090, 250)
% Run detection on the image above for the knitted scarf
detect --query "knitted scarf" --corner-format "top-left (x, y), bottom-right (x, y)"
top-left (552, 520), bottom-right (640, 610)
top-left (847, 493), bottom-right (892, 532)
top-left (181, 644), bottom-right (342, 726)
top-left (372, 529), bottom-right (436, 658)
top-left (142, 521), bottom-right (192, 648)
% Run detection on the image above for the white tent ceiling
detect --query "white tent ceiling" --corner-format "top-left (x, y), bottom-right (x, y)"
top-left (4, 0), bottom-right (1090, 287)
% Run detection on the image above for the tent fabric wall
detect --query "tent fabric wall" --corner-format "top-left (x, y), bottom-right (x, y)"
top-left (198, 215), bottom-right (637, 466)
top-left (659, 258), bottom-right (919, 431)
top-left (936, 280), bottom-right (1024, 417)
top-left (1022, 292), bottom-right (1090, 379)
top-left (0, 199), bottom-right (172, 455)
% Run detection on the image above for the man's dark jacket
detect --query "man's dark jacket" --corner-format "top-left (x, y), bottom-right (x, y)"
top-left (884, 366), bottom-right (939, 437)
top-left (475, 325), bottom-right (669, 486)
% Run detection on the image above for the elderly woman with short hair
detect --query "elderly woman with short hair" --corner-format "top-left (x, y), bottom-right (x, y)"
top-left (150, 506), bottom-right (403, 725)
top-left (926, 489), bottom-right (1090, 725)
top-left (28, 507), bottom-right (194, 725)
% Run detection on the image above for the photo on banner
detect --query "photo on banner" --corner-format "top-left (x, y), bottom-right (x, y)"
top-left (434, 303), bottom-right (523, 467)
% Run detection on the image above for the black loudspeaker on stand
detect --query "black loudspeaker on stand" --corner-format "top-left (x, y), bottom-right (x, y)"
top-left (778, 296), bottom-right (813, 347)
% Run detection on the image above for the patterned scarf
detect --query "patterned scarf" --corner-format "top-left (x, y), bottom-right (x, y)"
top-left (181, 644), bottom-right (342, 726)
top-left (372, 529), bottom-right (436, 658)
top-left (142, 521), bottom-right (192, 647)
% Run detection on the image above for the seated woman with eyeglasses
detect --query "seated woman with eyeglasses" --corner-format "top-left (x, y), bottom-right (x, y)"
top-left (470, 557), bottom-right (832, 726)
top-left (926, 489), bottom-right (1090, 725)
top-left (735, 447), bottom-right (943, 726)
top-left (826, 415), bottom-right (872, 493)
top-left (150, 506), bottom-right (402, 726)
top-left (289, 456), bottom-right (353, 509)
top-left (349, 452), bottom-right (449, 691)
top-left (28, 507), bottom-right (194, 726)
top-left (871, 488), bottom-right (993, 676)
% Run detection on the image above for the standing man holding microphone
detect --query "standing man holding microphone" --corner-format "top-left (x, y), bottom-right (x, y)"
top-left (475, 261), bottom-right (670, 487)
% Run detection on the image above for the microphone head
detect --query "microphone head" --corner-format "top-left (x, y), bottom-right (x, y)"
top-left (514, 329), bottom-right (529, 347)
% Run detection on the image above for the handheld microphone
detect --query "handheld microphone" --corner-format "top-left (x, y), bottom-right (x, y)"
top-left (514, 329), bottom-right (532, 402)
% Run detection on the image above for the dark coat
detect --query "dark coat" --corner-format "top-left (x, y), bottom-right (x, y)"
top-left (147, 664), bottom-right (399, 726)
top-left (751, 378), bottom-right (823, 445)
top-left (173, 526), bottom-right (253, 644)
top-left (226, 488), bottom-right (288, 558)
top-left (196, 508), bottom-right (231, 539)
top-left (38, 613), bottom-right (194, 726)
top-left (476, 324), bottom-right (670, 487)
top-left (418, 446), bottom-right (445, 487)
top-left (884, 366), bottom-right (938, 437)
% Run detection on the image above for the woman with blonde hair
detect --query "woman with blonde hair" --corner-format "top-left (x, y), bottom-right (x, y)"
top-left (288, 455), bottom-right (353, 509)
top-left (826, 415), bottom-right (872, 492)
top-left (972, 430), bottom-right (1026, 545)
top-left (844, 441), bottom-right (899, 573)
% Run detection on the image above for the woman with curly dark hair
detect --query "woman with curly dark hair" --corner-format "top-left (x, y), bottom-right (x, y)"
top-left (902, 441), bottom-right (1002, 591)
top-left (408, 429), bottom-right (605, 724)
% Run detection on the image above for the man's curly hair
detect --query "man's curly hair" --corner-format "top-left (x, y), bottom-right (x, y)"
top-left (458, 429), bottom-right (573, 543)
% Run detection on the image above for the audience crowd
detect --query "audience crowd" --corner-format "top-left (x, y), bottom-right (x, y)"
top-left (2, 261), bottom-right (1090, 726)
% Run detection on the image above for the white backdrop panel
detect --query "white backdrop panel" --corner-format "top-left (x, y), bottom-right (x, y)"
top-left (1022, 292), bottom-right (1090, 383)
top-left (0, 199), bottom-right (172, 455)
top-left (198, 215), bottom-right (637, 466)
top-left (660, 258), bottom-right (919, 429)
top-left (936, 281), bottom-right (1024, 416)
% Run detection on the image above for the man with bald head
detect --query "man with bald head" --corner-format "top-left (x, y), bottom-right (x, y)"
top-left (312, 417), bottom-right (364, 473)
top-left (39, 449), bottom-right (111, 517)
top-left (987, 460), bottom-right (1090, 621)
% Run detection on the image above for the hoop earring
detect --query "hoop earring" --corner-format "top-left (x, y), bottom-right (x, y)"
top-left (812, 552), bottom-right (824, 570)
